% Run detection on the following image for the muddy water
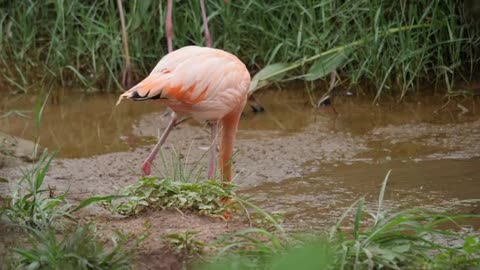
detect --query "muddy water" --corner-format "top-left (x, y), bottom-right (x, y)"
top-left (0, 90), bottom-right (313, 158)
top-left (246, 159), bottom-right (480, 229)
top-left (1, 89), bottom-right (480, 230)
top-left (0, 92), bottom-right (167, 158)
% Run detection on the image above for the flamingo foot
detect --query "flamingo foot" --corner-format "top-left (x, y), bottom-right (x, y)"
top-left (220, 197), bottom-right (236, 206)
top-left (222, 210), bottom-right (232, 220)
top-left (220, 197), bottom-right (235, 220)
top-left (142, 162), bottom-right (152, 176)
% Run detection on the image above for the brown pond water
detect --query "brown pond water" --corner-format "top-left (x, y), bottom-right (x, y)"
top-left (1, 88), bottom-right (480, 230)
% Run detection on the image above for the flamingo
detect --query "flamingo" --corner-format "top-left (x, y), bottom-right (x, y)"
top-left (116, 46), bottom-right (250, 183)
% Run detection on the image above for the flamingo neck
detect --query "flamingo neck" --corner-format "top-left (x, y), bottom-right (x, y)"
top-left (220, 109), bottom-right (242, 182)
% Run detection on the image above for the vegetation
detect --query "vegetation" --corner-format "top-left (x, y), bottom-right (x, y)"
top-left (1, 0), bottom-right (479, 97)
top-left (1, 89), bottom-right (479, 268)
top-left (105, 149), bottom-right (237, 216)
top-left (163, 230), bottom-right (206, 258)
top-left (9, 224), bottom-right (140, 270)
top-left (106, 177), bottom-right (236, 216)
top-left (0, 151), bottom-right (141, 269)
top-left (1, 151), bottom-right (122, 229)
top-left (203, 172), bottom-right (480, 270)
top-left (1, 150), bottom-right (479, 269)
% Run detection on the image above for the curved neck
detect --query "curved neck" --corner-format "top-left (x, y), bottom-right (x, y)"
top-left (220, 109), bottom-right (242, 182)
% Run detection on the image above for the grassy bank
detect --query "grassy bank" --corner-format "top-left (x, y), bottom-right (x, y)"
top-left (1, 155), bottom-right (478, 269)
top-left (1, 0), bottom-right (479, 96)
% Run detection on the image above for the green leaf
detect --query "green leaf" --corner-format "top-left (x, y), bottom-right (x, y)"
top-left (73, 195), bottom-right (129, 212)
top-left (376, 169), bottom-right (392, 225)
top-left (392, 244), bottom-right (411, 253)
top-left (250, 63), bottom-right (291, 91)
top-left (253, 63), bottom-right (290, 82)
top-left (354, 198), bottom-right (365, 240)
top-left (12, 248), bottom-right (39, 261)
top-left (305, 52), bottom-right (347, 81)
top-left (138, 200), bottom-right (149, 206)
top-left (0, 177), bottom-right (9, 183)
top-left (35, 152), bottom-right (57, 191)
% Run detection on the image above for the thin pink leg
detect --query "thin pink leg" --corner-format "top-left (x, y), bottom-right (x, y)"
top-left (142, 113), bottom-right (177, 176)
top-left (200, 0), bottom-right (213, 47)
top-left (166, 0), bottom-right (174, 52)
top-left (208, 121), bottom-right (218, 179)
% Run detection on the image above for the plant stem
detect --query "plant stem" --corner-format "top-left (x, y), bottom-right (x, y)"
top-left (116, 0), bottom-right (132, 89)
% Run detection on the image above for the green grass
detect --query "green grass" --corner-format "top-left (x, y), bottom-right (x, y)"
top-left (163, 230), bottom-right (206, 258)
top-left (202, 171), bottom-right (480, 270)
top-left (9, 223), bottom-right (142, 270)
top-left (0, 150), bottom-right (143, 269)
top-left (1, 0), bottom-right (479, 97)
top-left (0, 151), bottom-right (122, 229)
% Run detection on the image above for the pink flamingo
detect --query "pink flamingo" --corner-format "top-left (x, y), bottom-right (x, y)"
top-left (116, 46), bottom-right (250, 183)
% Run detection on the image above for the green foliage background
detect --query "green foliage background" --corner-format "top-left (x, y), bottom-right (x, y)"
top-left (0, 0), bottom-right (479, 95)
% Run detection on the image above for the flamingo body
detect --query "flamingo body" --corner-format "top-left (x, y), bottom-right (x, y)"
top-left (119, 46), bottom-right (249, 120)
top-left (117, 46), bottom-right (250, 181)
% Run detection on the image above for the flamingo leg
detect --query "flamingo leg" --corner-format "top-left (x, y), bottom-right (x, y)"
top-left (142, 113), bottom-right (178, 176)
top-left (208, 120), bottom-right (218, 179)
top-left (200, 0), bottom-right (213, 47)
top-left (166, 0), bottom-right (174, 52)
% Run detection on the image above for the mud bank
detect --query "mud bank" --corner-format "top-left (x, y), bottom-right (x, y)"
top-left (1, 91), bottom-right (480, 267)
top-left (2, 101), bottom-right (480, 222)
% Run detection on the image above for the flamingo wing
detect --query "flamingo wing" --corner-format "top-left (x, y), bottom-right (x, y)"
top-left (117, 46), bottom-right (250, 110)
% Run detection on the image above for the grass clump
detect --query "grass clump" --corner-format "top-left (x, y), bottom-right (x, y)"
top-left (163, 230), bottom-right (206, 258)
top-left (1, 151), bottom-right (71, 228)
top-left (9, 224), bottom-right (141, 270)
top-left (330, 203), bottom-right (480, 269)
top-left (106, 176), bottom-right (236, 216)
top-left (203, 171), bottom-right (480, 270)
top-left (328, 171), bottom-right (480, 269)
top-left (1, 151), bottom-right (121, 229)
top-left (0, 151), bottom-right (142, 269)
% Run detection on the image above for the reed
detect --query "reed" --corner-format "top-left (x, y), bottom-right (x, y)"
top-left (0, 0), bottom-right (478, 96)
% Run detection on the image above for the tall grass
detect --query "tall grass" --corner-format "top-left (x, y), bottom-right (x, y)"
top-left (0, 0), bottom-right (479, 96)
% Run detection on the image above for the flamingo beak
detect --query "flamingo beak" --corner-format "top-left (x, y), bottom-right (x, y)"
top-left (116, 95), bottom-right (125, 106)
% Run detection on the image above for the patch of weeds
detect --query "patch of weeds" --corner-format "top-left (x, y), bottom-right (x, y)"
top-left (1, 151), bottom-right (71, 229)
top-left (0, 150), bottom-right (143, 269)
top-left (211, 228), bottom-right (290, 268)
top-left (203, 170), bottom-right (480, 270)
top-left (106, 177), bottom-right (236, 216)
top-left (329, 170), bottom-right (480, 269)
top-left (9, 223), bottom-right (145, 270)
top-left (163, 230), bottom-right (206, 258)
top-left (1, 150), bottom-right (120, 229)
top-left (429, 234), bottom-right (480, 270)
